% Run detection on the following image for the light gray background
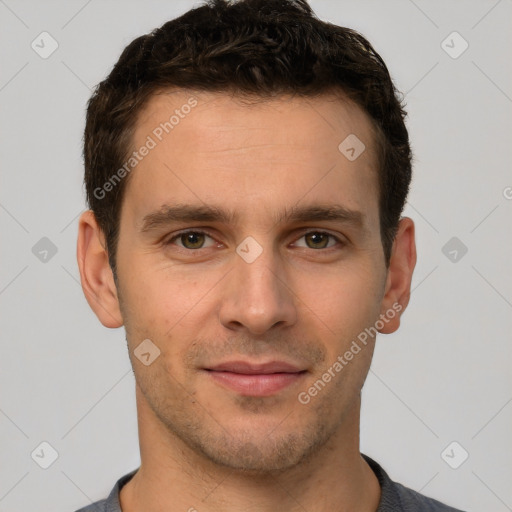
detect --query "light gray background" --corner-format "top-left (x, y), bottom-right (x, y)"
top-left (1, 1), bottom-right (511, 511)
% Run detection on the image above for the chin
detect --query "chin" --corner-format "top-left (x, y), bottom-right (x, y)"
top-left (174, 417), bottom-right (333, 475)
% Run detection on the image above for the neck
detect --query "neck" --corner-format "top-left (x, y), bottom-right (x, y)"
top-left (120, 385), bottom-right (381, 512)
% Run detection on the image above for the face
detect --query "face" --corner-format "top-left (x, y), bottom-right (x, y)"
top-left (92, 90), bottom-right (403, 473)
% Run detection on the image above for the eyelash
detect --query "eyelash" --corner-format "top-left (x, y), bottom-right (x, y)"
top-left (165, 229), bottom-right (343, 250)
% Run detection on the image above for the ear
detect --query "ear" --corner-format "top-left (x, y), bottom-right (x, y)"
top-left (77, 210), bottom-right (123, 328)
top-left (378, 217), bottom-right (417, 334)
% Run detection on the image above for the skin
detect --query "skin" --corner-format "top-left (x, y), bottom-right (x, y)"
top-left (77, 90), bottom-right (416, 512)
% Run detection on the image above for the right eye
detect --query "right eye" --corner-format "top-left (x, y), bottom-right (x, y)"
top-left (166, 230), bottom-right (217, 250)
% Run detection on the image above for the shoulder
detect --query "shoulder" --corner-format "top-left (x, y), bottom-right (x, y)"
top-left (392, 480), bottom-right (465, 511)
top-left (72, 469), bottom-right (138, 512)
top-left (74, 498), bottom-right (108, 512)
top-left (362, 454), bottom-right (466, 512)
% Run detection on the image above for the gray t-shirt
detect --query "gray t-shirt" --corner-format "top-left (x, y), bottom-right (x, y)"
top-left (75, 454), bottom-right (465, 511)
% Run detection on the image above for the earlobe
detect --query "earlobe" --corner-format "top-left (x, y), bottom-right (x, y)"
top-left (378, 217), bottom-right (417, 334)
top-left (77, 210), bottom-right (123, 328)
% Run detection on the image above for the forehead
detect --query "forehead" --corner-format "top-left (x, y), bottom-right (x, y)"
top-left (124, 89), bottom-right (380, 228)
top-left (135, 89), bottom-right (377, 155)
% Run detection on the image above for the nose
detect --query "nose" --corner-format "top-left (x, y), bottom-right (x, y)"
top-left (218, 243), bottom-right (297, 335)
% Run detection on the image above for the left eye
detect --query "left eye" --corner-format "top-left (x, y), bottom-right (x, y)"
top-left (294, 232), bottom-right (338, 249)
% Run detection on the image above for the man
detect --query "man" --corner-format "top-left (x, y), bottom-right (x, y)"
top-left (75, 0), bottom-right (464, 510)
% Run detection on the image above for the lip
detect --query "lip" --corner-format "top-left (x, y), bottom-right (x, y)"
top-left (208, 360), bottom-right (303, 374)
top-left (204, 360), bottom-right (307, 397)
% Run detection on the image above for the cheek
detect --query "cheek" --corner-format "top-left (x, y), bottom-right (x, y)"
top-left (120, 253), bottom-right (189, 320)
top-left (118, 260), bottom-right (219, 359)
top-left (294, 263), bottom-right (383, 332)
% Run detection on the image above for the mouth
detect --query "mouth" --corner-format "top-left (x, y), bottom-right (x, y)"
top-left (203, 360), bottom-right (308, 397)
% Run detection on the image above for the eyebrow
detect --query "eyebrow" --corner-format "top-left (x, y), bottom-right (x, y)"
top-left (140, 203), bottom-right (365, 233)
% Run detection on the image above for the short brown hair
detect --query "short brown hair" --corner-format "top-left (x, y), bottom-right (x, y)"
top-left (83, 0), bottom-right (412, 276)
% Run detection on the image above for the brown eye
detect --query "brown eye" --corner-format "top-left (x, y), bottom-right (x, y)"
top-left (180, 232), bottom-right (206, 249)
top-left (166, 231), bottom-right (215, 250)
top-left (304, 232), bottom-right (331, 249)
top-left (293, 231), bottom-right (339, 250)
